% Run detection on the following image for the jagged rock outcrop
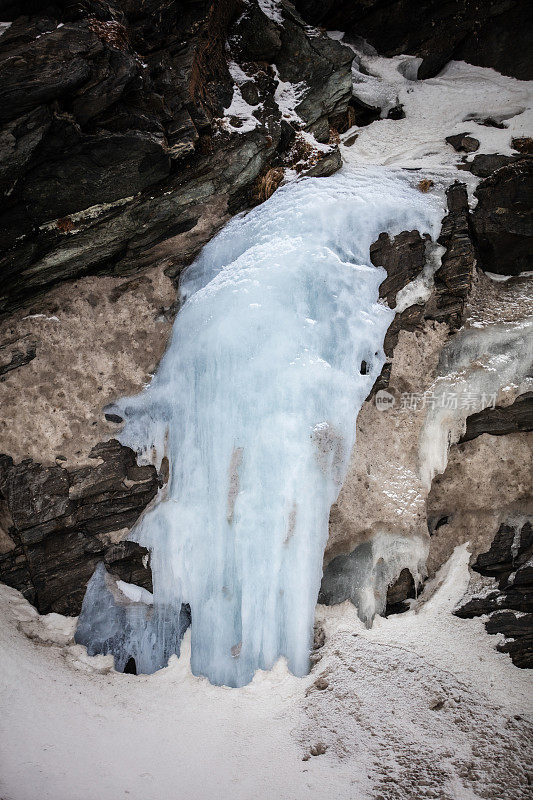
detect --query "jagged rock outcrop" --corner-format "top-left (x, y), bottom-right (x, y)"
top-left (472, 158), bottom-right (533, 276)
top-left (293, 0), bottom-right (533, 81)
top-left (455, 520), bottom-right (533, 668)
top-left (459, 392), bottom-right (533, 443)
top-left (426, 182), bottom-right (476, 330)
top-left (0, 0), bottom-right (353, 313)
top-left (0, 439), bottom-right (156, 614)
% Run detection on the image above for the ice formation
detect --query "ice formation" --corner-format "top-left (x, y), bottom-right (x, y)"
top-left (319, 532), bottom-right (428, 625)
top-left (76, 564), bottom-right (190, 674)
top-left (77, 168), bottom-right (442, 686)
top-left (419, 319), bottom-right (533, 488)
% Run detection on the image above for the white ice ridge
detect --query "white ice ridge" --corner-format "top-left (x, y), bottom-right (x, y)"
top-left (81, 168), bottom-right (443, 686)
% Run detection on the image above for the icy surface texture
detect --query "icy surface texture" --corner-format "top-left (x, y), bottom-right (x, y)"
top-left (419, 319), bottom-right (533, 488)
top-left (319, 532), bottom-right (428, 625)
top-left (81, 168), bottom-right (442, 686)
top-left (75, 564), bottom-right (191, 674)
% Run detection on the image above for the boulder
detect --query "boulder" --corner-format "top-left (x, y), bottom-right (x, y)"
top-left (445, 133), bottom-right (479, 153)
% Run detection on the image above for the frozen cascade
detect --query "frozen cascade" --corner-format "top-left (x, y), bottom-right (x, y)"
top-left (76, 168), bottom-right (443, 686)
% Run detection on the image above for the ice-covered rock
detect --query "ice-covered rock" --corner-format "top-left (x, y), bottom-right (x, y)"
top-left (319, 531), bottom-right (427, 625)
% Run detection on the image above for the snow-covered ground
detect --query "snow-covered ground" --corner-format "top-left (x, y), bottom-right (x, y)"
top-left (1, 546), bottom-right (531, 800)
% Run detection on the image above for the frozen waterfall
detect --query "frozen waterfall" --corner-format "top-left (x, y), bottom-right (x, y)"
top-left (76, 168), bottom-right (442, 686)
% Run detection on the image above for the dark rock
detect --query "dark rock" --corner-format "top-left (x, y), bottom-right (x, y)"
top-left (459, 393), bottom-right (533, 444)
top-left (0, 1), bottom-right (352, 314)
top-left (387, 104), bottom-right (405, 120)
top-left (474, 521), bottom-right (532, 578)
top-left (232, 1), bottom-right (282, 62)
top-left (426, 182), bottom-right (476, 330)
top-left (496, 634), bottom-right (533, 669)
top-left (0, 439), bottom-right (157, 614)
top-left (103, 541), bottom-right (152, 593)
top-left (274, 2), bottom-right (353, 138)
top-left (372, 229), bottom-right (428, 307)
top-left (462, 153), bottom-right (517, 179)
top-left (472, 158), bottom-right (533, 275)
top-left (512, 137), bottom-right (533, 155)
top-left (445, 133), bottom-right (479, 153)
top-left (365, 228), bottom-right (428, 393)
top-left (385, 568), bottom-right (416, 615)
top-left (0, 105), bottom-right (52, 194)
top-left (485, 610), bottom-right (532, 639)
top-left (294, 0), bottom-right (533, 81)
top-left (0, 22), bottom-right (99, 122)
top-left (455, 519), bottom-right (533, 667)
top-left (454, 592), bottom-right (501, 618)
top-left (12, 125), bottom-right (171, 226)
top-left (471, 116), bottom-right (507, 129)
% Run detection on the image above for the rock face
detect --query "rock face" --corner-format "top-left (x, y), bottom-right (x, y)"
top-left (426, 182), bottom-right (476, 330)
top-left (0, 0), bottom-right (353, 313)
top-left (0, 440), bottom-right (157, 614)
top-left (293, 0), bottom-right (533, 80)
top-left (455, 521), bottom-right (533, 668)
top-left (472, 158), bottom-right (533, 276)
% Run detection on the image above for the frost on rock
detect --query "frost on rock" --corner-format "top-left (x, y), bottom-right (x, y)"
top-left (319, 532), bottom-right (428, 625)
top-left (419, 319), bottom-right (533, 488)
top-left (79, 168), bottom-right (442, 687)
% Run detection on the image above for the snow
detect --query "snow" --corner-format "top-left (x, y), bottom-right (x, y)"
top-left (116, 579), bottom-right (154, 605)
top-left (335, 39), bottom-right (533, 177)
top-left (91, 168), bottom-right (442, 687)
top-left (221, 63), bottom-right (262, 134)
top-left (257, 0), bottom-right (283, 25)
top-left (272, 65), bottom-right (306, 124)
top-left (2, 546), bottom-right (532, 800)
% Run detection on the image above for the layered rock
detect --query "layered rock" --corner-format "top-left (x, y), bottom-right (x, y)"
top-left (472, 158), bottom-right (533, 276)
top-left (0, 439), bottom-right (157, 614)
top-left (454, 521), bottom-right (533, 668)
top-left (0, 0), bottom-right (353, 313)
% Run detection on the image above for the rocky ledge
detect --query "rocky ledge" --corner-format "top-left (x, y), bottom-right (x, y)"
top-left (0, 439), bottom-right (157, 614)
